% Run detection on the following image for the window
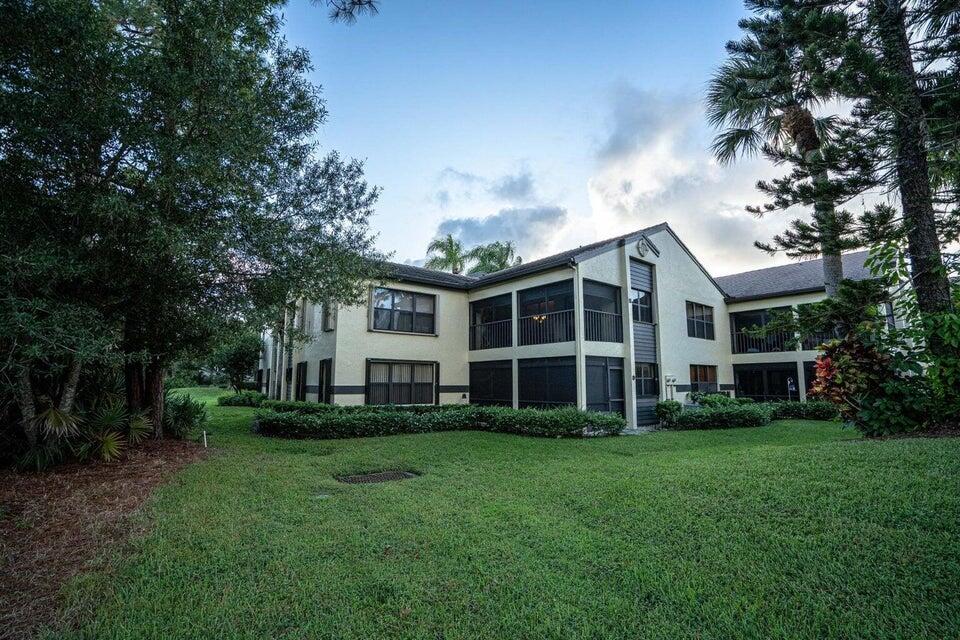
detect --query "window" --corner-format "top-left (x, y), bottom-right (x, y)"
top-left (689, 364), bottom-right (717, 393)
top-left (629, 289), bottom-right (653, 323)
top-left (295, 361), bottom-right (308, 401)
top-left (371, 287), bottom-right (436, 335)
top-left (469, 294), bottom-right (512, 350)
top-left (686, 301), bottom-right (715, 340)
top-left (884, 301), bottom-right (896, 330)
top-left (318, 358), bottom-right (332, 403)
top-left (321, 302), bottom-right (336, 332)
top-left (367, 360), bottom-right (436, 405)
top-left (586, 356), bottom-right (625, 415)
top-left (635, 363), bottom-right (659, 397)
top-left (469, 360), bottom-right (512, 406)
top-left (518, 357), bottom-right (576, 408)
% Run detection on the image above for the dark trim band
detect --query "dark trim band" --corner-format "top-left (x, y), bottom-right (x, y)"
top-left (439, 385), bottom-right (469, 393)
top-left (332, 385), bottom-right (365, 394)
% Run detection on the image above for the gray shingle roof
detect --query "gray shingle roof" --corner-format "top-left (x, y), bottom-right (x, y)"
top-left (386, 223), bottom-right (670, 291)
top-left (715, 251), bottom-right (872, 301)
top-left (385, 262), bottom-right (476, 290)
top-left (386, 224), bottom-right (872, 302)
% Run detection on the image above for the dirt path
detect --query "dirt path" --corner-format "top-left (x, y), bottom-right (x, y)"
top-left (0, 440), bottom-right (207, 639)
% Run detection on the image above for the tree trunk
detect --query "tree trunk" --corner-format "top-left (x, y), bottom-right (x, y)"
top-left (785, 105), bottom-right (845, 296)
top-left (125, 360), bottom-right (144, 412)
top-left (16, 366), bottom-right (38, 449)
top-left (145, 358), bottom-right (165, 438)
top-left (809, 158), bottom-right (844, 296)
top-left (873, 0), bottom-right (953, 322)
top-left (58, 358), bottom-right (82, 414)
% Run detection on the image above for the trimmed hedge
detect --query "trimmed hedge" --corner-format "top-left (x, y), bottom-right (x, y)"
top-left (656, 399), bottom-right (840, 430)
top-left (254, 404), bottom-right (625, 440)
top-left (217, 391), bottom-right (266, 407)
top-left (767, 400), bottom-right (839, 421)
top-left (260, 399), bottom-right (452, 415)
top-left (672, 404), bottom-right (773, 430)
top-left (690, 392), bottom-right (755, 408)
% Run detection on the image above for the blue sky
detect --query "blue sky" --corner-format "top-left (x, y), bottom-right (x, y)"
top-left (281, 0), bottom-right (799, 276)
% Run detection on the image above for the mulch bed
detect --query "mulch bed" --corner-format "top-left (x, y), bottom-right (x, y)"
top-left (0, 439), bottom-right (207, 640)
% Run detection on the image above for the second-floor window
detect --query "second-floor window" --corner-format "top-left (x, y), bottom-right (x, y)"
top-left (629, 288), bottom-right (653, 323)
top-left (321, 302), bottom-right (336, 332)
top-left (371, 287), bottom-right (436, 335)
top-left (686, 301), bottom-right (715, 340)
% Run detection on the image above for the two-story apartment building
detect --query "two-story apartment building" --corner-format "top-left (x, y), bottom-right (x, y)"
top-left (258, 222), bottom-right (881, 429)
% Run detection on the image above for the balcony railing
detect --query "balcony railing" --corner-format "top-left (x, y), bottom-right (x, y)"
top-left (801, 331), bottom-right (836, 351)
top-left (731, 330), bottom-right (791, 354)
top-left (584, 309), bottom-right (623, 342)
top-left (470, 319), bottom-right (512, 350)
top-left (519, 309), bottom-right (575, 345)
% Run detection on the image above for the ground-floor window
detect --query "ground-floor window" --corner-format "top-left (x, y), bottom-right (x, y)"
top-left (586, 356), bottom-right (625, 415)
top-left (803, 360), bottom-right (816, 397)
top-left (689, 364), bottom-right (718, 393)
top-left (367, 360), bottom-right (437, 405)
top-left (318, 358), bottom-right (332, 403)
top-left (469, 360), bottom-right (513, 406)
top-left (734, 362), bottom-right (800, 402)
top-left (284, 367), bottom-right (292, 400)
top-left (518, 356), bottom-right (576, 409)
top-left (295, 361), bottom-right (308, 401)
top-left (635, 362), bottom-right (659, 397)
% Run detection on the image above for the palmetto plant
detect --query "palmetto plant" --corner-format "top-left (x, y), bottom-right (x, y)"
top-left (467, 241), bottom-right (522, 275)
top-left (424, 234), bottom-right (468, 274)
top-left (706, 1), bottom-right (848, 295)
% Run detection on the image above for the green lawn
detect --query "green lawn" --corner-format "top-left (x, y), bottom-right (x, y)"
top-left (56, 387), bottom-right (960, 639)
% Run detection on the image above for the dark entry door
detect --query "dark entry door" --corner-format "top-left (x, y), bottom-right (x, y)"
top-left (586, 356), bottom-right (625, 415)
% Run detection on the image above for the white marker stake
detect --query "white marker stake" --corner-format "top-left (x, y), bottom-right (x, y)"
top-left (203, 431), bottom-right (208, 448)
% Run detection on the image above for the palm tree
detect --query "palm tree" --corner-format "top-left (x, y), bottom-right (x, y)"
top-left (706, 2), bottom-right (848, 296)
top-left (467, 241), bottom-right (522, 275)
top-left (424, 234), bottom-right (468, 274)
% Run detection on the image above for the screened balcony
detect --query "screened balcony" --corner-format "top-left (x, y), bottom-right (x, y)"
top-left (518, 280), bottom-right (575, 345)
top-left (583, 280), bottom-right (623, 342)
top-left (730, 307), bottom-right (793, 354)
top-left (469, 293), bottom-right (512, 350)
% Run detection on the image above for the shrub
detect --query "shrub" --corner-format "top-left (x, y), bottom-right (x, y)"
top-left (164, 392), bottom-right (208, 439)
top-left (697, 393), bottom-right (738, 408)
top-left (260, 399), bottom-right (458, 415)
top-left (669, 404), bottom-right (773, 430)
top-left (217, 391), bottom-right (266, 407)
top-left (766, 400), bottom-right (839, 421)
top-left (254, 404), bottom-right (625, 440)
top-left (655, 400), bottom-right (682, 427)
top-left (812, 338), bottom-right (929, 436)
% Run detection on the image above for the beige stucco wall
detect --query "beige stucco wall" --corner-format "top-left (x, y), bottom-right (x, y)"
top-left (332, 280), bottom-right (470, 405)
top-left (286, 301), bottom-right (338, 402)
top-left (632, 228), bottom-right (732, 404)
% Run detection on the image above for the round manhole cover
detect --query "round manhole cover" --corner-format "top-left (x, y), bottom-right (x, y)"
top-left (335, 470), bottom-right (418, 484)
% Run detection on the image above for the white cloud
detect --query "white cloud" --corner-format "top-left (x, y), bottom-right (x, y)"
top-left (574, 83), bottom-right (809, 275)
